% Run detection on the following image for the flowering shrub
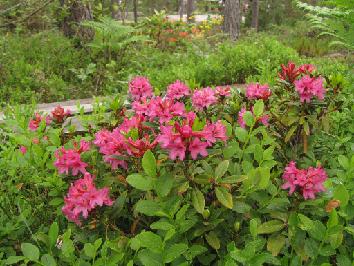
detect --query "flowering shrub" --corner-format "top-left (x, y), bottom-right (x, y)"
top-left (1, 65), bottom-right (353, 266)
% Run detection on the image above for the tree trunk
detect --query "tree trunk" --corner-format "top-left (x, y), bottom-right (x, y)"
top-left (223, 0), bottom-right (241, 41)
top-left (179, 0), bottom-right (184, 20)
top-left (251, 0), bottom-right (259, 31)
top-left (186, 0), bottom-right (195, 23)
top-left (60, 0), bottom-right (93, 39)
top-left (133, 0), bottom-right (138, 23)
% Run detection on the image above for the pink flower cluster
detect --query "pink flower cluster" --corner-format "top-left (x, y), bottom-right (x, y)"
top-left (62, 172), bottom-right (113, 225)
top-left (215, 86), bottom-right (231, 98)
top-left (294, 76), bottom-right (325, 103)
top-left (282, 161), bottom-right (327, 200)
top-left (192, 87), bottom-right (217, 110)
top-left (279, 62), bottom-right (315, 84)
top-left (157, 115), bottom-right (227, 160)
top-left (128, 76), bottom-right (153, 101)
top-left (54, 140), bottom-right (90, 176)
top-left (246, 83), bottom-right (272, 100)
top-left (132, 97), bottom-right (186, 123)
top-left (28, 105), bottom-right (71, 131)
top-left (238, 107), bottom-right (269, 128)
top-left (51, 106), bottom-right (71, 123)
top-left (95, 77), bottom-right (231, 165)
top-left (28, 113), bottom-right (52, 131)
top-left (166, 80), bottom-right (190, 100)
top-left (94, 115), bottom-right (157, 169)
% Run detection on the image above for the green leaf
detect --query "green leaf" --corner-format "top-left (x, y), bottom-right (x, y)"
top-left (253, 100), bottom-right (264, 117)
top-left (84, 243), bottom-right (96, 258)
top-left (164, 228), bottom-right (176, 242)
top-left (244, 111), bottom-right (255, 127)
top-left (192, 188), bottom-right (205, 214)
top-left (133, 231), bottom-right (163, 253)
top-left (163, 243), bottom-right (188, 263)
top-left (205, 231), bottom-right (220, 250)
top-left (184, 245), bottom-right (208, 260)
top-left (298, 214), bottom-right (314, 231)
top-left (48, 222), bottom-right (59, 248)
top-left (221, 175), bottom-right (248, 184)
top-left (155, 173), bottom-right (174, 197)
top-left (235, 127), bottom-right (248, 142)
top-left (5, 256), bottom-right (25, 265)
top-left (250, 219), bottom-right (258, 238)
top-left (215, 187), bottom-right (233, 209)
top-left (258, 167), bottom-right (270, 189)
top-left (135, 200), bottom-right (169, 217)
top-left (127, 174), bottom-right (153, 191)
top-left (328, 232), bottom-right (343, 249)
top-left (150, 220), bottom-right (175, 231)
top-left (267, 235), bottom-right (286, 256)
top-left (327, 210), bottom-right (338, 228)
top-left (285, 125), bottom-right (298, 142)
top-left (338, 155), bottom-right (349, 169)
top-left (21, 243), bottom-right (40, 261)
top-left (257, 220), bottom-right (285, 234)
top-left (215, 160), bottom-right (229, 180)
top-left (137, 249), bottom-right (163, 266)
top-left (309, 221), bottom-right (326, 241)
top-left (40, 254), bottom-right (57, 266)
top-left (142, 150), bottom-right (157, 178)
top-left (304, 238), bottom-right (318, 258)
top-left (333, 184), bottom-right (349, 207)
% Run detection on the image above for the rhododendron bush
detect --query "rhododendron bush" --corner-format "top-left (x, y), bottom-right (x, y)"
top-left (0, 63), bottom-right (353, 266)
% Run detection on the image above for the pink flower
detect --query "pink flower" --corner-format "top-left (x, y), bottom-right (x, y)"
top-left (94, 129), bottom-right (128, 169)
top-left (281, 161), bottom-right (328, 200)
top-left (192, 87), bottom-right (217, 110)
top-left (258, 114), bottom-right (269, 127)
top-left (157, 116), bottom-right (224, 161)
top-left (294, 76), bottom-right (325, 103)
top-left (301, 166), bottom-right (327, 199)
top-left (133, 97), bottom-right (186, 123)
top-left (128, 76), bottom-right (153, 101)
top-left (299, 64), bottom-right (316, 74)
top-left (51, 106), bottom-right (71, 123)
top-left (237, 108), bottom-right (247, 128)
top-left (203, 120), bottom-right (228, 144)
top-left (168, 137), bottom-right (187, 160)
top-left (166, 80), bottom-right (190, 100)
top-left (19, 146), bottom-right (27, 155)
top-left (54, 147), bottom-right (88, 176)
top-left (278, 62), bottom-right (301, 84)
top-left (28, 113), bottom-right (51, 131)
top-left (246, 83), bottom-right (271, 100)
top-left (215, 86), bottom-right (231, 98)
top-left (281, 161), bottom-right (301, 195)
top-left (189, 138), bottom-right (208, 159)
top-left (62, 172), bottom-right (113, 225)
top-left (75, 140), bottom-right (91, 153)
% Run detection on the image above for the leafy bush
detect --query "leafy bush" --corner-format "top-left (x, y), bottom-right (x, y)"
top-left (195, 35), bottom-right (300, 86)
top-left (0, 31), bottom-right (91, 104)
top-left (1, 63), bottom-right (353, 265)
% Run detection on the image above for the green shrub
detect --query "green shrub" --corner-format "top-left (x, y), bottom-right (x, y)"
top-left (0, 31), bottom-right (91, 104)
top-left (195, 35), bottom-right (300, 86)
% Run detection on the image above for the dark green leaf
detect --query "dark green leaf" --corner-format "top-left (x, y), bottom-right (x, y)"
top-left (163, 243), bottom-right (188, 263)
